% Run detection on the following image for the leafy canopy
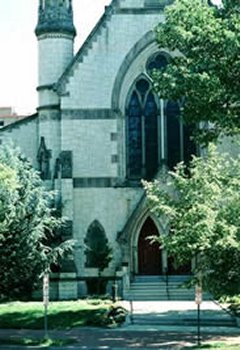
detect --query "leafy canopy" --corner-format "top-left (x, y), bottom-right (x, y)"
top-left (153, 0), bottom-right (240, 143)
top-left (144, 145), bottom-right (240, 297)
top-left (0, 145), bottom-right (73, 300)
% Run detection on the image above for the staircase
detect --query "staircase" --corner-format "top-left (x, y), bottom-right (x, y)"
top-left (124, 275), bottom-right (211, 301)
top-left (123, 276), bottom-right (238, 328)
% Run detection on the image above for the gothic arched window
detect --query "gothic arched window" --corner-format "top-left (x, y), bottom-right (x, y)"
top-left (126, 77), bottom-right (159, 180)
top-left (126, 53), bottom-right (196, 180)
top-left (147, 52), bottom-right (169, 73)
top-left (85, 221), bottom-right (108, 268)
top-left (166, 100), bottom-right (181, 170)
top-left (166, 100), bottom-right (197, 170)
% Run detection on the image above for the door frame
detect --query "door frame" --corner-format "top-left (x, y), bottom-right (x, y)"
top-left (137, 217), bottom-right (162, 275)
top-left (130, 212), bottom-right (167, 275)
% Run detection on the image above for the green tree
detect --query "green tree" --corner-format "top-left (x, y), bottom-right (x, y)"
top-left (86, 239), bottom-right (112, 295)
top-left (152, 0), bottom-right (240, 143)
top-left (0, 146), bottom-right (73, 300)
top-left (144, 146), bottom-right (240, 297)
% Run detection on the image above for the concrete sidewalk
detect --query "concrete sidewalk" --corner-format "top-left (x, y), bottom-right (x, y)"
top-left (121, 300), bottom-right (239, 329)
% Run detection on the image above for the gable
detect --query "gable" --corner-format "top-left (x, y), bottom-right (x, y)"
top-left (57, 0), bottom-right (168, 110)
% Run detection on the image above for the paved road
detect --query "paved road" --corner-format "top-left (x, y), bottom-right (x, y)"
top-left (0, 327), bottom-right (240, 349)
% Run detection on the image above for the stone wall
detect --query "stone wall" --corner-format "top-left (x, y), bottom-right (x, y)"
top-left (72, 187), bottom-right (143, 275)
top-left (61, 10), bottom-right (164, 110)
top-left (0, 116), bottom-right (39, 168)
top-left (56, 6), bottom-right (167, 296)
top-left (61, 116), bottom-right (118, 178)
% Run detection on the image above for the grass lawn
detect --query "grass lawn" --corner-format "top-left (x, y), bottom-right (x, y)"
top-left (0, 299), bottom-right (122, 329)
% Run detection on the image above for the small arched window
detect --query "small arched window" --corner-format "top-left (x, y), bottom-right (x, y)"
top-left (85, 221), bottom-right (108, 268)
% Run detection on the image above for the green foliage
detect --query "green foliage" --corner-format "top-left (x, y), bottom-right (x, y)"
top-left (107, 304), bottom-right (128, 326)
top-left (153, 0), bottom-right (240, 143)
top-left (88, 243), bottom-right (113, 273)
top-left (86, 278), bottom-right (108, 295)
top-left (144, 145), bottom-right (240, 297)
top-left (86, 241), bottom-right (112, 295)
top-left (225, 295), bottom-right (240, 316)
top-left (85, 221), bottom-right (113, 273)
top-left (0, 145), bottom-right (74, 300)
top-left (0, 300), bottom-right (123, 329)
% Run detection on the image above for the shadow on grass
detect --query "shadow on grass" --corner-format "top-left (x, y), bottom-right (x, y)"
top-left (0, 308), bottom-right (109, 329)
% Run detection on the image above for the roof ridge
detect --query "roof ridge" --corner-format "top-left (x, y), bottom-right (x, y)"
top-left (0, 114), bottom-right (38, 133)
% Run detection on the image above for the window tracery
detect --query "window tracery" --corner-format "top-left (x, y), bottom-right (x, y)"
top-left (126, 52), bottom-right (196, 180)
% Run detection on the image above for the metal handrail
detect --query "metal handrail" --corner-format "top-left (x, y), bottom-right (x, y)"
top-left (165, 267), bottom-right (170, 299)
top-left (210, 296), bottom-right (236, 318)
top-left (130, 299), bottom-right (134, 324)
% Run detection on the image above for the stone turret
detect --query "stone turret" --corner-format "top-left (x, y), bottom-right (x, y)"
top-left (35, 0), bottom-right (77, 184)
top-left (35, 0), bottom-right (76, 107)
top-left (35, 0), bottom-right (76, 37)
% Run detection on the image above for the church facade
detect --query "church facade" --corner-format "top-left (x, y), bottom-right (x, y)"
top-left (0, 0), bottom-right (210, 299)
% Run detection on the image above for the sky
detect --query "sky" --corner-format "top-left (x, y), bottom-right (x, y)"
top-left (0, 0), bottom-right (111, 115)
top-left (0, 0), bottom-right (221, 116)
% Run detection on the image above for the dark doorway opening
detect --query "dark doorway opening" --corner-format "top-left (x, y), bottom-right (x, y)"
top-left (138, 217), bottom-right (162, 275)
top-left (168, 256), bottom-right (192, 275)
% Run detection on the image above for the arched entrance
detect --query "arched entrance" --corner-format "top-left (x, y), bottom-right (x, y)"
top-left (138, 217), bottom-right (162, 275)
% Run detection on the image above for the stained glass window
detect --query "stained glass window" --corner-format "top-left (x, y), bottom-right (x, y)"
top-left (126, 53), bottom-right (196, 180)
top-left (144, 92), bottom-right (158, 179)
top-left (127, 91), bottom-right (142, 177)
top-left (166, 101), bottom-right (196, 169)
top-left (166, 101), bottom-right (181, 170)
top-left (147, 53), bottom-right (169, 74)
top-left (183, 123), bottom-right (197, 166)
top-left (127, 77), bottom-right (159, 179)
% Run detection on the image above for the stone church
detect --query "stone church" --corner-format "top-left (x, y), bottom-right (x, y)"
top-left (0, 0), bottom-right (206, 299)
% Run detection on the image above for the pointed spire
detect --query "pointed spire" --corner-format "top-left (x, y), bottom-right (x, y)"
top-left (35, 0), bottom-right (76, 37)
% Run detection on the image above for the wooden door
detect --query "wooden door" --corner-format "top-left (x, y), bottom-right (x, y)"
top-left (138, 218), bottom-right (162, 275)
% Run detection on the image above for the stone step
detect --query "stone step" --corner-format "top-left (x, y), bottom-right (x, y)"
top-left (130, 283), bottom-right (190, 289)
top-left (134, 275), bottom-right (191, 283)
top-left (125, 292), bottom-right (196, 298)
top-left (125, 288), bottom-right (211, 301)
top-left (125, 296), bottom-right (211, 301)
top-left (125, 296), bottom-right (205, 301)
top-left (129, 288), bottom-right (196, 293)
top-left (126, 275), bottom-right (212, 301)
top-left (126, 290), bottom-right (196, 296)
top-left (126, 296), bottom-right (196, 301)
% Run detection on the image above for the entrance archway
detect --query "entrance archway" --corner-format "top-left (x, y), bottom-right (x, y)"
top-left (138, 217), bottom-right (162, 275)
